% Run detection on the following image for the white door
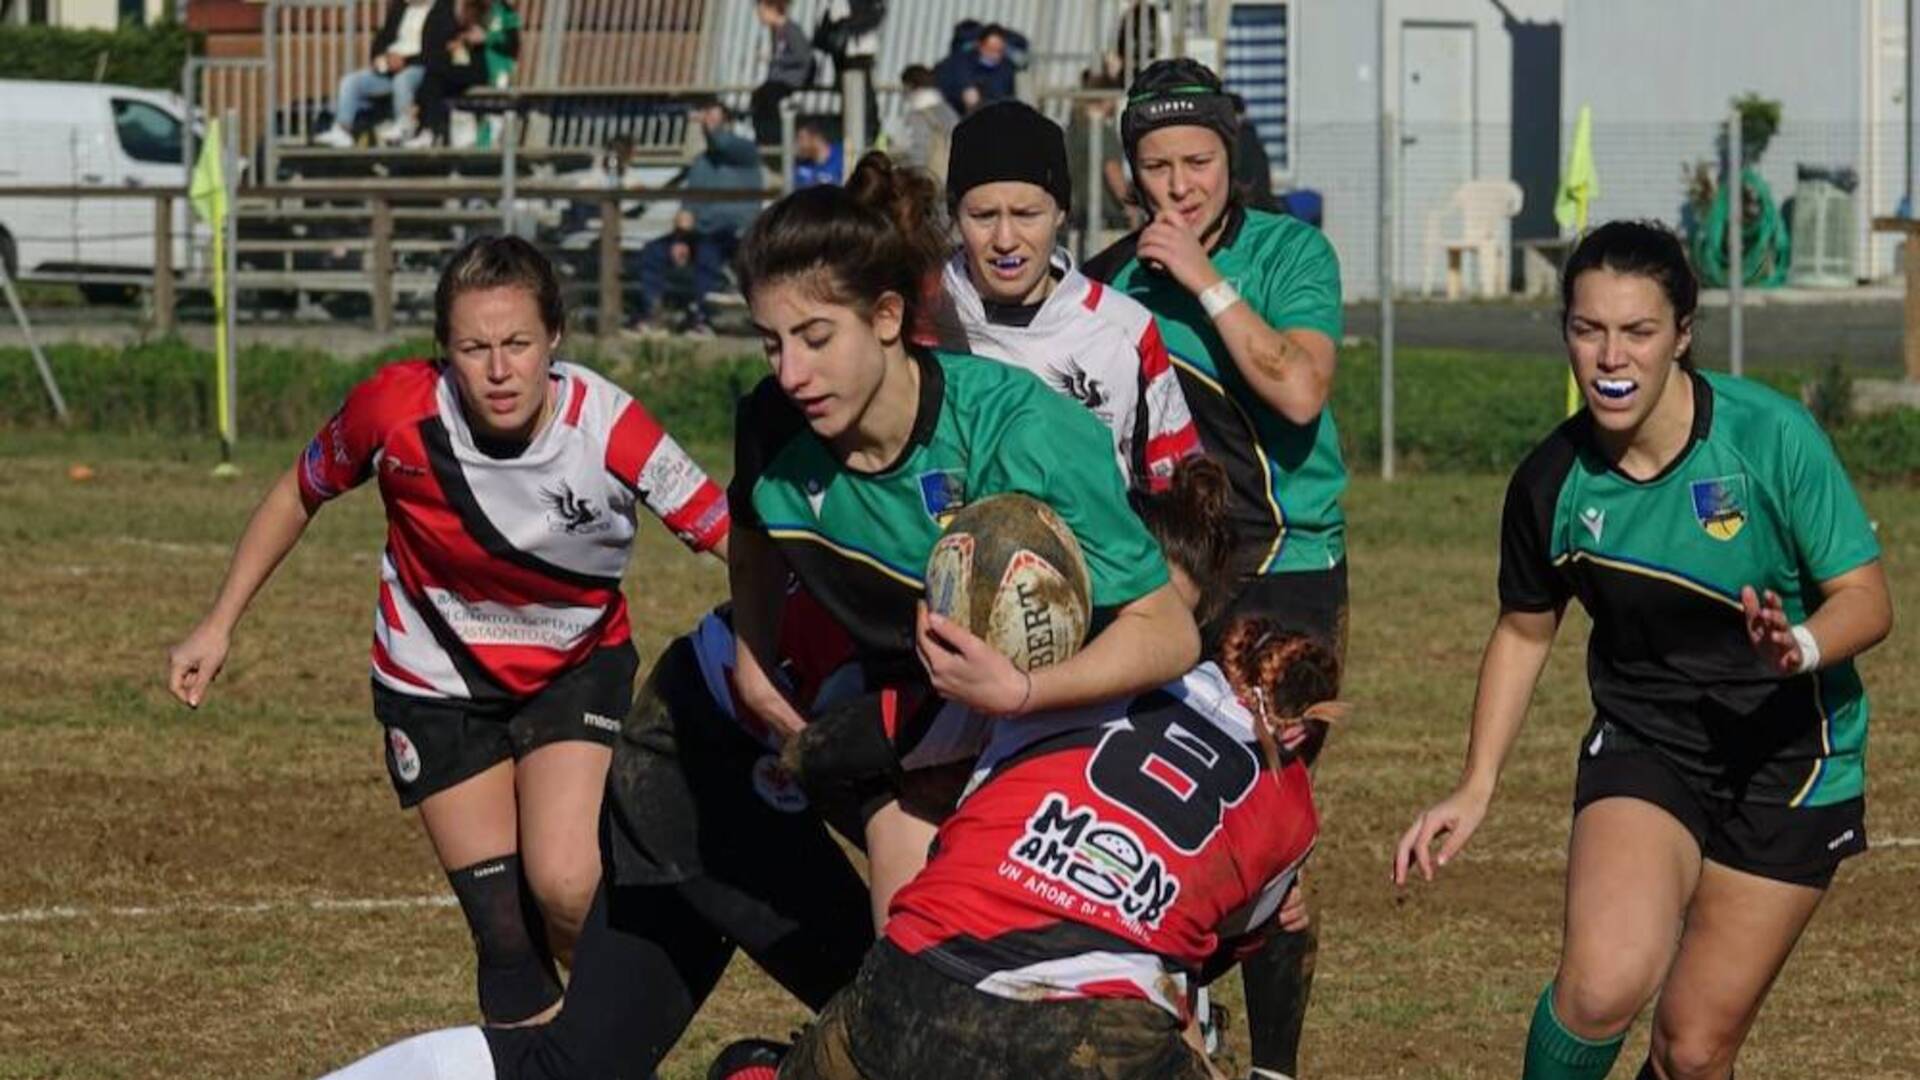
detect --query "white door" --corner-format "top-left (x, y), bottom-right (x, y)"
top-left (108, 97), bottom-right (192, 270)
top-left (1398, 21), bottom-right (1476, 290)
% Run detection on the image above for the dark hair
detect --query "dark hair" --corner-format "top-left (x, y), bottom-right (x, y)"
top-left (978, 23), bottom-right (1008, 44)
top-left (1129, 456), bottom-right (1234, 625)
top-left (901, 63), bottom-right (936, 90)
top-left (734, 152), bottom-right (948, 326)
top-left (1216, 616), bottom-right (1342, 764)
top-left (1560, 220), bottom-right (1700, 370)
top-left (434, 235), bottom-right (565, 348)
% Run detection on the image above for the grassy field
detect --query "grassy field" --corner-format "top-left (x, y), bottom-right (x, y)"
top-left (0, 432), bottom-right (1914, 1079)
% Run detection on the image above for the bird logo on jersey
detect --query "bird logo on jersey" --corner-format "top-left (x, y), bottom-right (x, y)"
top-left (1050, 361), bottom-right (1111, 417)
top-left (541, 481), bottom-right (609, 534)
top-left (1689, 475), bottom-right (1748, 541)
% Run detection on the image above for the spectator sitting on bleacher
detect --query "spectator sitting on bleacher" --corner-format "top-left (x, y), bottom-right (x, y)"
top-left (628, 209), bottom-right (713, 337)
top-left (792, 117), bottom-right (844, 188)
top-left (750, 0), bottom-right (814, 148)
top-left (881, 63), bottom-right (958, 182)
top-left (629, 98), bottom-right (763, 334)
top-left (417, 0), bottom-right (520, 147)
top-left (314, 0), bottom-right (455, 147)
top-left (934, 21), bottom-right (1024, 117)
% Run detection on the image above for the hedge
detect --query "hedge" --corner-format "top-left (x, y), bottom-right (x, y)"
top-left (2, 339), bottom-right (1915, 479)
top-left (0, 21), bottom-right (200, 92)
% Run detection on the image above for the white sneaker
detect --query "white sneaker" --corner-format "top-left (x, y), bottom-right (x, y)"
top-left (374, 120), bottom-right (411, 145)
top-left (313, 125), bottom-right (354, 148)
top-left (401, 129), bottom-right (435, 149)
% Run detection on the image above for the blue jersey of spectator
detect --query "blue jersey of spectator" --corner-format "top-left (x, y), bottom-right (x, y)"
top-left (934, 21), bottom-right (1023, 115)
top-left (792, 121), bottom-right (844, 187)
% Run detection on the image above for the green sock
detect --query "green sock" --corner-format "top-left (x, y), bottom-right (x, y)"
top-left (1522, 983), bottom-right (1626, 1080)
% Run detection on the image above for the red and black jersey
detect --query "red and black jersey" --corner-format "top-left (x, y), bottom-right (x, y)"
top-left (298, 359), bottom-right (728, 703)
top-left (885, 664), bottom-right (1318, 1021)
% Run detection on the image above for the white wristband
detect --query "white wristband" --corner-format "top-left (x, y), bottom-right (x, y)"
top-left (1199, 279), bottom-right (1243, 318)
top-left (1789, 624), bottom-right (1821, 674)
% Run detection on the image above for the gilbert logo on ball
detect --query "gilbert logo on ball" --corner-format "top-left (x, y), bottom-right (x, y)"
top-left (924, 494), bottom-right (1092, 673)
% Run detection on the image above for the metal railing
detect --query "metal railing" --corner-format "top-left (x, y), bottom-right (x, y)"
top-left (0, 183), bottom-right (777, 338)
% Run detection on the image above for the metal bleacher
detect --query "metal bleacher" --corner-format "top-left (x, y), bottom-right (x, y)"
top-left (186, 0), bottom-right (1141, 184)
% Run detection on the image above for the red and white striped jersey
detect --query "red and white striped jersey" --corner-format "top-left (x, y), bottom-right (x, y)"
top-left (297, 359), bottom-right (728, 703)
top-left (884, 664), bottom-right (1318, 1022)
top-left (930, 249), bottom-right (1200, 491)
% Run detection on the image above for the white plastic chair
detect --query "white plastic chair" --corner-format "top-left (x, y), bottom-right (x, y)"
top-left (1422, 179), bottom-right (1524, 298)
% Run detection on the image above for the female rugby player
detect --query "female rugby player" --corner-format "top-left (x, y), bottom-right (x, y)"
top-left (727, 152), bottom-right (1200, 927)
top-left (166, 236), bottom-right (729, 1025)
top-left (1081, 57), bottom-right (1348, 1078)
top-left (317, 587), bottom-right (876, 1080)
top-left (708, 460), bottom-right (1340, 1080)
top-left (927, 99), bottom-right (1199, 491)
top-left (1394, 221), bottom-right (1893, 1080)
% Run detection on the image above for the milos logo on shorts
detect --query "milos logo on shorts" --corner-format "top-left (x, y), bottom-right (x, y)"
top-left (388, 727), bottom-right (423, 784)
top-left (1009, 793), bottom-right (1180, 929)
top-left (582, 712), bottom-right (621, 734)
top-left (751, 754), bottom-right (809, 813)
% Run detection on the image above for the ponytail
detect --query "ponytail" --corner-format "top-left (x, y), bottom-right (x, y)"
top-left (1216, 617), bottom-right (1344, 766)
top-left (734, 152), bottom-right (947, 329)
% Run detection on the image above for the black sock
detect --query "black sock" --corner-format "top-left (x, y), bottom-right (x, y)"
top-left (447, 854), bottom-right (564, 1024)
top-left (1243, 922), bottom-right (1318, 1073)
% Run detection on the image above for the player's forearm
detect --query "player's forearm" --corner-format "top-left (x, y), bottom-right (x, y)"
top-left (727, 526), bottom-right (807, 732)
top-left (1211, 304), bottom-right (1334, 425)
top-left (1027, 582), bottom-right (1198, 712)
top-left (1803, 561), bottom-right (1893, 668)
top-left (203, 466), bottom-right (314, 632)
top-left (1457, 610), bottom-right (1559, 797)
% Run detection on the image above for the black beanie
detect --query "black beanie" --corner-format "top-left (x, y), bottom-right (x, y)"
top-left (946, 100), bottom-right (1073, 213)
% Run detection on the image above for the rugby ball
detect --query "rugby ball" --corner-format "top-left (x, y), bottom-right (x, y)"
top-left (924, 494), bottom-right (1092, 672)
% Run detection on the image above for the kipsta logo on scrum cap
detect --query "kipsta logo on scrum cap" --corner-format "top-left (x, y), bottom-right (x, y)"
top-left (1139, 98), bottom-right (1201, 121)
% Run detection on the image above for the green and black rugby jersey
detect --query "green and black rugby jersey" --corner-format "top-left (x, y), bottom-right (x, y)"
top-left (1501, 369), bottom-right (1880, 806)
top-left (1084, 205), bottom-right (1345, 577)
top-left (729, 348), bottom-right (1171, 681)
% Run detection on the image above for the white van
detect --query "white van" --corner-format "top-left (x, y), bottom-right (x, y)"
top-left (0, 79), bottom-right (199, 295)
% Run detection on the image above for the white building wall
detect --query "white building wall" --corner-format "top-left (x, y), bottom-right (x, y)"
top-left (1289, 0), bottom-right (1563, 299)
top-left (1563, 0), bottom-right (1880, 275)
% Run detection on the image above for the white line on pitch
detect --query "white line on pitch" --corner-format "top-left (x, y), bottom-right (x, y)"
top-left (0, 894), bottom-right (457, 926)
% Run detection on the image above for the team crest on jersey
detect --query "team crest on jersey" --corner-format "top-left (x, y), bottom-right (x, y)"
top-left (919, 470), bottom-right (967, 524)
top-left (541, 481), bottom-right (611, 534)
top-left (1689, 475), bottom-right (1748, 540)
top-left (1009, 793), bottom-right (1180, 930)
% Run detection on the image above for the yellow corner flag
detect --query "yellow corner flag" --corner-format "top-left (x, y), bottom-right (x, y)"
top-left (190, 119), bottom-right (239, 474)
top-left (1555, 105), bottom-right (1597, 233)
top-left (1556, 105), bottom-right (1598, 415)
